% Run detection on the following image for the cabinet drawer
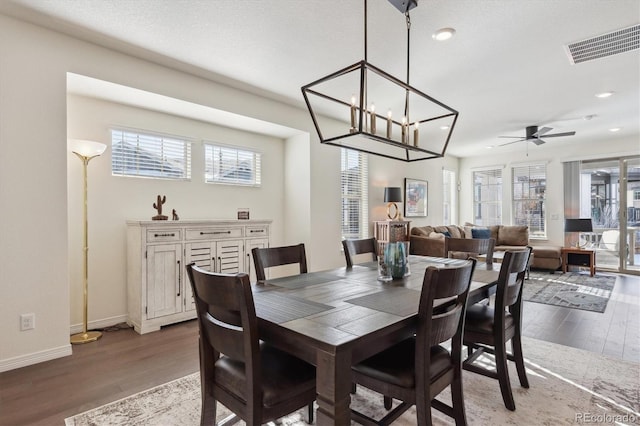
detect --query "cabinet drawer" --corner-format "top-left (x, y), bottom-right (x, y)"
top-left (146, 229), bottom-right (182, 242)
top-left (246, 226), bottom-right (269, 237)
top-left (186, 227), bottom-right (243, 240)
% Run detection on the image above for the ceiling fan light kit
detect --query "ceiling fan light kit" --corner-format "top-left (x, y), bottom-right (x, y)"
top-left (301, 0), bottom-right (459, 162)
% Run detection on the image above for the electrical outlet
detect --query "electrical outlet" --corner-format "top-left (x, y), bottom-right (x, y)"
top-left (20, 313), bottom-right (35, 331)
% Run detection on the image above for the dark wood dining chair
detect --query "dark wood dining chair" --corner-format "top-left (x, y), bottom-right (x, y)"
top-left (447, 237), bottom-right (496, 266)
top-left (342, 237), bottom-right (378, 268)
top-left (185, 264), bottom-right (316, 425)
top-left (351, 259), bottom-right (477, 426)
top-left (462, 247), bottom-right (532, 411)
top-left (251, 243), bottom-right (307, 281)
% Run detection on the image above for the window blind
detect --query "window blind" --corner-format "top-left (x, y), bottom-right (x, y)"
top-left (473, 168), bottom-right (502, 226)
top-left (111, 129), bottom-right (191, 179)
top-left (204, 143), bottom-right (261, 186)
top-left (341, 148), bottom-right (369, 239)
top-left (512, 163), bottom-right (546, 238)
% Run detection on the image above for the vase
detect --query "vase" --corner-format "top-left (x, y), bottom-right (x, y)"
top-left (384, 242), bottom-right (407, 279)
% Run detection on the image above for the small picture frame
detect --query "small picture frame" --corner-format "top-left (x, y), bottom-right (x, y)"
top-left (404, 178), bottom-right (428, 217)
top-left (237, 208), bottom-right (250, 220)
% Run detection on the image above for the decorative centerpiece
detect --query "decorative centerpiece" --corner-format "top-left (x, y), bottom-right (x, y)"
top-left (378, 241), bottom-right (410, 281)
top-left (152, 195), bottom-right (168, 220)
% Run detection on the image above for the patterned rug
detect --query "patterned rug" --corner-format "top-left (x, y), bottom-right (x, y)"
top-left (65, 337), bottom-right (639, 425)
top-left (523, 271), bottom-right (615, 313)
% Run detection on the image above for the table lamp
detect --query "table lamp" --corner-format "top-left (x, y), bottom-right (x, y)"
top-left (384, 187), bottom-right (402, 220)
top-left (564, 218), bottom-right (593, 248)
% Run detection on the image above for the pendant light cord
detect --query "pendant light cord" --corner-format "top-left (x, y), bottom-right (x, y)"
top-left (404, 11), bottom-right (411, 119)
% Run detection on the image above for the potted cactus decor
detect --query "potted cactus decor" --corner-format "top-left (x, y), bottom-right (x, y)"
top-left (152, 195), bottom-right (168, 220)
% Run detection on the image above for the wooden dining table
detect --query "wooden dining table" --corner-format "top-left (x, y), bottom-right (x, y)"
top-left (252, 255), bottom-right (499, 425)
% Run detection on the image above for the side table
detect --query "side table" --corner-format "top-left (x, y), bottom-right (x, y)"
top-left (561, 247), bottom-right (596, 277)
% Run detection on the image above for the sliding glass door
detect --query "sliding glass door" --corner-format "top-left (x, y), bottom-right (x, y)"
top-left (580, 156), bottom-right (640, 274)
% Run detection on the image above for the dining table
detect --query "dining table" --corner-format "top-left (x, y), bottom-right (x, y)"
top-left (252, 255), bottom-right (500, 425)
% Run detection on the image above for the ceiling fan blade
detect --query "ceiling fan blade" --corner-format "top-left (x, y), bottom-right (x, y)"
top-left (541, 131), bottom-right (576, 138)
top-left (498, 136), bottom-right (524, 138)
top-left (531, 138), bottom-right (546, 146)
top-left (499, 138), bottom-right (526, 146)
top-left (534, 126), bottom-right (553, 137)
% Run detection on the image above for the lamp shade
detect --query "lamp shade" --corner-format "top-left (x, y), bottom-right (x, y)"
top-left (564, 218), bottom-right (593, 233)
top-left (384, 187), bottom-right (403, 203)
top-left (69, 139), bottom-right (107, 157)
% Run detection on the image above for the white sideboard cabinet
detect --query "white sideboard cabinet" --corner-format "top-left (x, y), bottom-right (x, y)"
top-left (127, 219), bottom-right (271, 334)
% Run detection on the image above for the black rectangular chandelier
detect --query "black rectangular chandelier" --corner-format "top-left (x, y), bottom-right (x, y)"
top-left (301, 0), bottom-right (459, 162)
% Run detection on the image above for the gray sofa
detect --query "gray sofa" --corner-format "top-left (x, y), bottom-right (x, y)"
top-left (409, 223), bottom-right (562, 271)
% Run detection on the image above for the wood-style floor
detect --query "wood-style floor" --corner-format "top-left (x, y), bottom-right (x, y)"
top-left (1, 273), bottom-right (638, 426)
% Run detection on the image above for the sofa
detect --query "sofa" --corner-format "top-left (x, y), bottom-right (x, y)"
top-left (409, 223), bottom-right (562, 271)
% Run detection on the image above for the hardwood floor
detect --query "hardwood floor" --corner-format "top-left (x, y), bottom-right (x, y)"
top-left (1, 273), bottom-right (638, 425)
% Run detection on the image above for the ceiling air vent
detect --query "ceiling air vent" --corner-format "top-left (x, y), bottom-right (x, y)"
top-left (565, 24), bottom-right (639, 64)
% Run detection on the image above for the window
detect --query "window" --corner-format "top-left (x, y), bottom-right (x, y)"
top-left (443, 169), bottom-right (456, 225)
top-left (512, 163), bottom-right (546, 238)
top-left (204, 143), bottom-right (261, 186)
top-left (341, 148), bottom-right (369, 239)
top-left (111, 129), bottom-right (191, 179)
top-left (473, 168), bottom-right (502, 226)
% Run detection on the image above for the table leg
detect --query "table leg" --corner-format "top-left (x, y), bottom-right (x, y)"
top-left (315, 349), bottom-right (352, 425)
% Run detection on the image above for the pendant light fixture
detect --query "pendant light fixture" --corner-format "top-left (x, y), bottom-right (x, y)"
top-left (301, 0), bottom-right (459, 162)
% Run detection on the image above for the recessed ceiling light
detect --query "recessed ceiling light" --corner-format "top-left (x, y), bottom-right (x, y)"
top-left (432, 28), bottom-right (456, 41)
top-left (440, 125), bottom-right (450, 130)
top-left (595, 91), bottom-right (614, 98)
top-left (486, 145), bottom-right (494, 149)
top-left (609, 127), bottom-right (621, 132)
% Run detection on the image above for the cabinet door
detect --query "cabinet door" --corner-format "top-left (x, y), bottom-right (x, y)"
top-left (246, 238), bottom-right (269, 282)
top-left (184, 241), bottom-right (217, 312)
top-left (216, 240), bottom-right (244, 274)
top-left (147, 244), bottom-right (182, 319)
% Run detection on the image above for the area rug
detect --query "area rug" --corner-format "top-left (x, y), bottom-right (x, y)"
top-left (65, 337), bottom-right (639, 425)
top-left (523, 271), bottom-right (615, 313)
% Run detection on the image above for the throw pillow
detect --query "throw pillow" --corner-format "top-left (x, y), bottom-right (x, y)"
top-left (471, 228), bottom-right (491, 239)
top-left (428, 231), bottom-right (446, 240)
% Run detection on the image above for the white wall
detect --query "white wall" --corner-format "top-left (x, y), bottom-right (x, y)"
top-left (66, 95), bottom-right (287, 329)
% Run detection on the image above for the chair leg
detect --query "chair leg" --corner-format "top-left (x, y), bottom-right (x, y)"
top-left (495, 339), bottom-right (516, 411)
top-left (306, 402), bottom-right (314, 424)
top-left (384, 396), bottom-right (393, 410)
top-left (415, 393), bottom-right (432, 426)
top-left (450, 368), bottom-right (467, 425)
top-left (512, 333), bottom-right (529, 388)
top-left (201, 393), bottom-right (216, 426)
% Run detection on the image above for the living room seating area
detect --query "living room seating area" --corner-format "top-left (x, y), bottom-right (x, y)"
top-left (409, 223), bottom-right (563, 271)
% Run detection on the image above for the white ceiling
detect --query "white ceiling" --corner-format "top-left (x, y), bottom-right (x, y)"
top-left (2, 0), bottom-right (639, 158)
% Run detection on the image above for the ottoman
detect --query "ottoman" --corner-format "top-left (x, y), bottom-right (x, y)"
top-left (531, 246), bottom-right (562, 271)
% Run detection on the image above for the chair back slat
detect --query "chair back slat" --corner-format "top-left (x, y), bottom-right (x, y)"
top-left (446, 237), bottom-right (495, 265)
top-left (342, 238), bottom-right (377, 268)
top-left (186, 264), bottom-right (258, 363)
top-left (252, 243), bottom-right (307, 281)
top-left (495, 248), bottom-right (531, 309)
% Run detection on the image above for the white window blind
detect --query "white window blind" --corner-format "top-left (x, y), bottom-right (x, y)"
top-left (341, 148), bottom-right (369, 239)
top-left (512, 163), bottom-right (547, 238)
top-left (111, 129), bottom-right (191, 179)
top-left (443, 169), bottom-right (456, 225)
top-left (204, 143), bottom-right (261, 186)
top-left (473, 168), bottom-right (502, 226)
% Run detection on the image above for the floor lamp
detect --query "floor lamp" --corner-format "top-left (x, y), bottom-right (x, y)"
top-left (69, 139), bottom-right (106, 345)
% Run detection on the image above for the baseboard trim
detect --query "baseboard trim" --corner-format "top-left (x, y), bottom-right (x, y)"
top-left (0, 344), bottom-right (72, 373)
top-left (70, 314), bottom-right (128, 334)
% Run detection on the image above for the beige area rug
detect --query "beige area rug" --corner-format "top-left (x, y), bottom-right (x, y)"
top-left (65, 337), bottom-right (639, 425)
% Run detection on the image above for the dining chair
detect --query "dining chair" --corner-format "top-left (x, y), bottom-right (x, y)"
top-left (185, 264), bottom-right (316, 425)
top-left (447, 237), bottom-right (496, 266)
top-left (462, 247), bottom-right (532, 411)
top-left (351, 258), bottom-right (477, 426)
top-left (342, 237), bottom-right (378, 268)
top-left (252, 243), bottom-right (308, 281)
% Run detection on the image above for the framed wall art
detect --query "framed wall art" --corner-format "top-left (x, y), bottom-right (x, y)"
top-left (404, 178), bottom-right (428, 217)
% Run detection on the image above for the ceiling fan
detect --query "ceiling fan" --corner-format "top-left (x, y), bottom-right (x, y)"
top-left (499, 125), bottom-right (576, 146)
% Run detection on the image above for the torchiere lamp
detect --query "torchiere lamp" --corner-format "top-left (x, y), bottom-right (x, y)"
top-left (384, 187), bottom-right (403, 220)
top-left (69, 139), bottom-right (107, 345)
top-left (564, 218), bottom-right (593, 248)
